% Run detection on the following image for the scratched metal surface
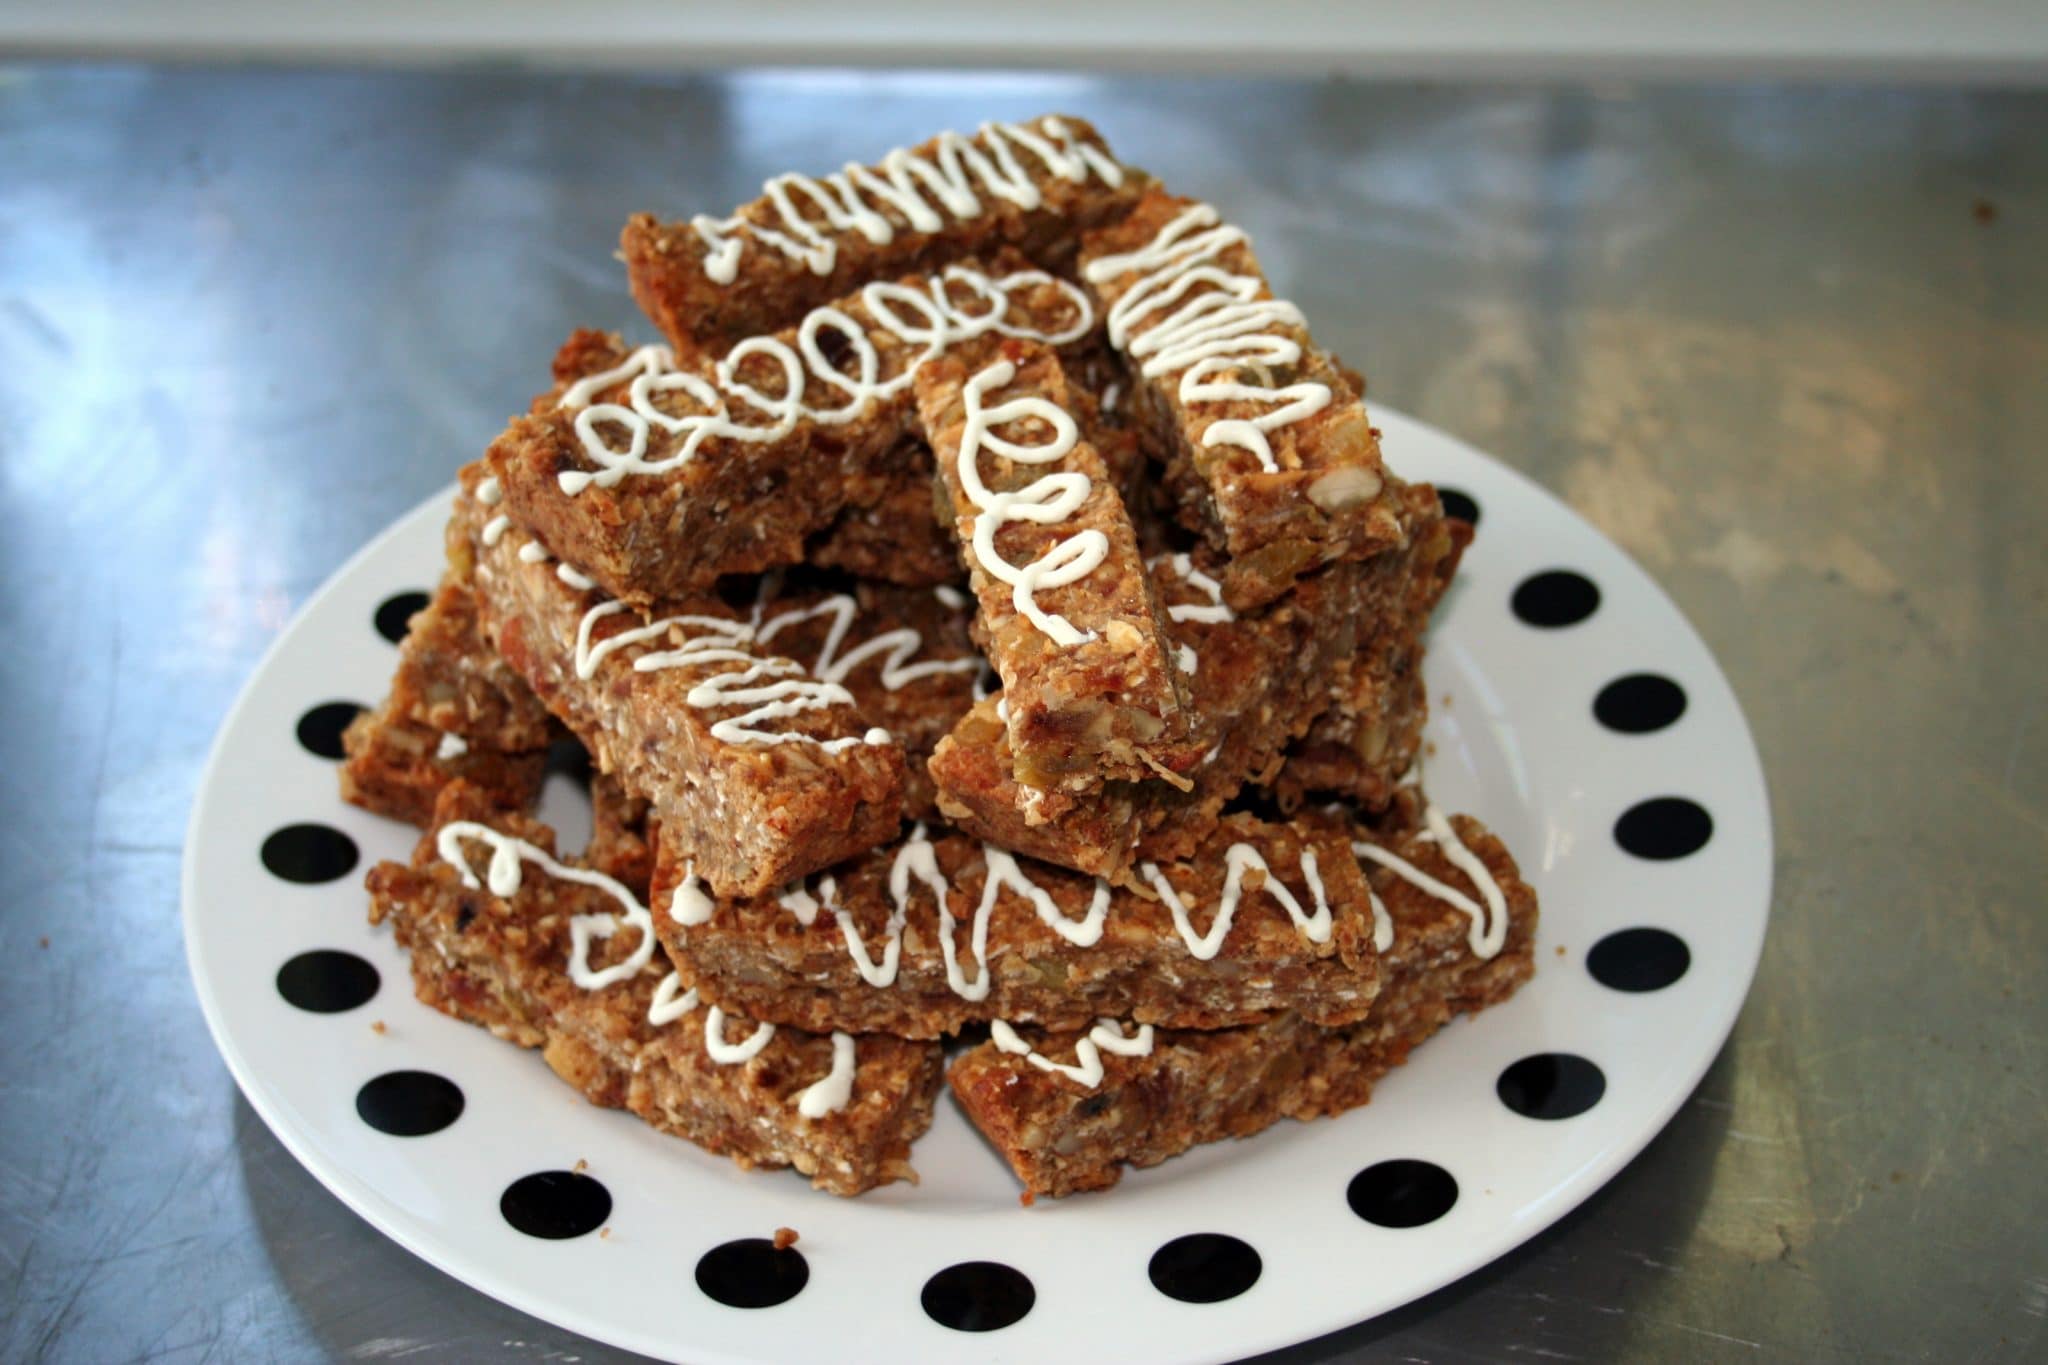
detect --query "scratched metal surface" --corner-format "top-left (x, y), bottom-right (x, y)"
top-left (0, 64), bottom-right (2042, 1364)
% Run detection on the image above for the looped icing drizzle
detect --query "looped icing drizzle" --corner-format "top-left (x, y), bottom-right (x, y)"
top-left (552, 266), bottom-right (1092, 494)
top-left (437, 820), bottom-right (658, 991)
top-left (955, 358), bottom-right (1108, 646)
top-left (990, 1018), bottom-right (1155, 1088)
top-left (1084, 202), bottom-right (1333, 473)
top-left (433, 821), bottom-right (856, 1115)
top-left (688, 117), bottom-right (1124, 284)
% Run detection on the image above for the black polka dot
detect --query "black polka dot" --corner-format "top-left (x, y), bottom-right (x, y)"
top-left (356, 1070), bottom-right (465, 1136)
top-left (500, 1171), bottom-right (611, 1240)
top-left (1614, 797), bottom-right (1713, 860)
top-left (1593, 674), bottom-right (1687, 734)
top-left (1498, 1054), bottom-right (1607, 1120)
top-left (262, 823), bottom-right (359, 883)
top-left (1438, 487), bottom-right (1480, 526)
top-left (1348, 1159), bottom-right (1458, 1228)
top-left (696, 1238), bottom-right (809, 1309)
top-left (1588, 928), bottom-right (1691, 992)
top-left (374, 590), bottom-right (430, 644)
top-left (921, 1262), bottom-right (1034, 1332)
top-left (276, 949), bottom-right (380, 1013)
top-left (1148, 1233), bottom-right (1262, 1304)
top-left (1511, 570), bottom-right (1600, 628)
top-left (297, 701), bottom-right (366, 760)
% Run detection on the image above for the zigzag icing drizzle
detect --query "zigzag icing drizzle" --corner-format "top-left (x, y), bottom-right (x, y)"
top-left (571, 598), bottom-right (889, 756)
top-left (755, 592), bottom-right (982, 692)
top-left (1351, 803), bottom-right (1510, 959)
top-left (989, 1017), bottom-right (1155, 1086)
top-left (776, 825), bottom-right (1112, 1001)
top-left (688, 117), bottom-right (1123, 284)
top-left (1138, 844), bottom-right (1334, 961)
top-left (1084, 202), bottom-right (1332, 473)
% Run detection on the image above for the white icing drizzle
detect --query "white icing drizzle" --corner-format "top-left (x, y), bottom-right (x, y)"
top-left (649, 962), bottom-right (853, 1117)
top-left (648, 971), bottom-right (699, 1025)
top-left (987, 847), bottom-right (1112, 948)
top-left (1176, 643), bottom-right (1198, 676)
top-left (1084, 202), bottom-right (1332, 473)
top-left (1350, 804), bottom-right (1510, 959)
top-left (1101, 381), bottom-right (1121, 413)
top-left (481, 514), bottom-right (511, 547)
top-left (435, 821), bottom-right (655, 991)
top-left (1366, 885), bottom-right (1395, 953)
top-left (796, 1032), bottom-right (857, 1119)
top-left (1152, 552), bottom-right (1234, 624)
top-left (667, 863), bottom-right (714, 926)
top-left (932, 584), bottom-right (968, 610)
top-left (781, 826), bottom-right (1109, 1002)
top-left (507, 533), bottom-right (599, 592)
top-left (703, 1005), bottom-right (776, 1063)
top-left (1139, 844), bottom-right (1333, 961)
top-left (430, 827), bottom-right (849, 1111)
top-left (552, 266), bottom-right (1090, 494)
top-left (688, 117), bottom-right (1123, 284)
top-left (777, 876), bottom-right (826, 928)
top-left (995, 696), bottom-right (1009, 723)
top-left (884, 824), bottom-right (949, 986)
top-left (475, 476), bottom-right (502, 506)
top-left (955, 358), bottom-right (1107, 645)
top-left (756, 593), bottom-right (980, 692)
top-left (800, 870), bottom-right (906, 988)
top-left (434, 732), bottom-right (468, 761)
top-left (777, 823), bottom-right (956, 994)
top-left (990, 1018), bottom-right (1155, 1088)
top-left (569, 597), bottom-right (889, 756)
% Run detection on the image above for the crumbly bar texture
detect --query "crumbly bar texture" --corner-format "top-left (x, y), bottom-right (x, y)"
top-left (365, 785), bottom-right (942, 1196)
top-left (1279, 486), bottom-right (1471, 809)
top-left (947, 807), bottom-right (1538, 1199)
top-left (490, 262), bottom-right (1092, 608)
top-left (339, 713), bottom-right (545, 828)
top-left (380, 574), bottom-right (558, 749)
top-left (339, 573), bottom-right (555, 826)
top-left (749, 578), bottom-right (980, 822)
top-left (651, 813), bottom-right (1382, 1039)
top-left (622, 115), bottom-right (1143, 356)
top-left (916, 341), bottom-right (1196, 789)
top-left (1081, 188), bottom-right (1412, 611)
top-left (927, 552), bottom-right (1373, 880)
top-left (805, 452), bottom-right (963, 589)
top-left (586, 772), bottom-right (657, 898)
top-left (454, 470), bottom-right (907, 898)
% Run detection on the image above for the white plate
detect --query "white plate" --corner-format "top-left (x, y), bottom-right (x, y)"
top-left (183, 408), bottom-right (1771, 1365)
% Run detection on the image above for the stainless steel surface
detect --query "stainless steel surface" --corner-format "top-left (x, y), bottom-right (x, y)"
top-left (1, 64), bottom-right (2041, 1364)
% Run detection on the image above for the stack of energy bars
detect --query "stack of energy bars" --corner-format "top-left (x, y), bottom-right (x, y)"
top-left (343, 116), bottom-right (1537, 1201)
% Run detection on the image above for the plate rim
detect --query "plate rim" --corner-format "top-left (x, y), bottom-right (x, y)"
top-left (182, 406), bottom-right (1773, 1364)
